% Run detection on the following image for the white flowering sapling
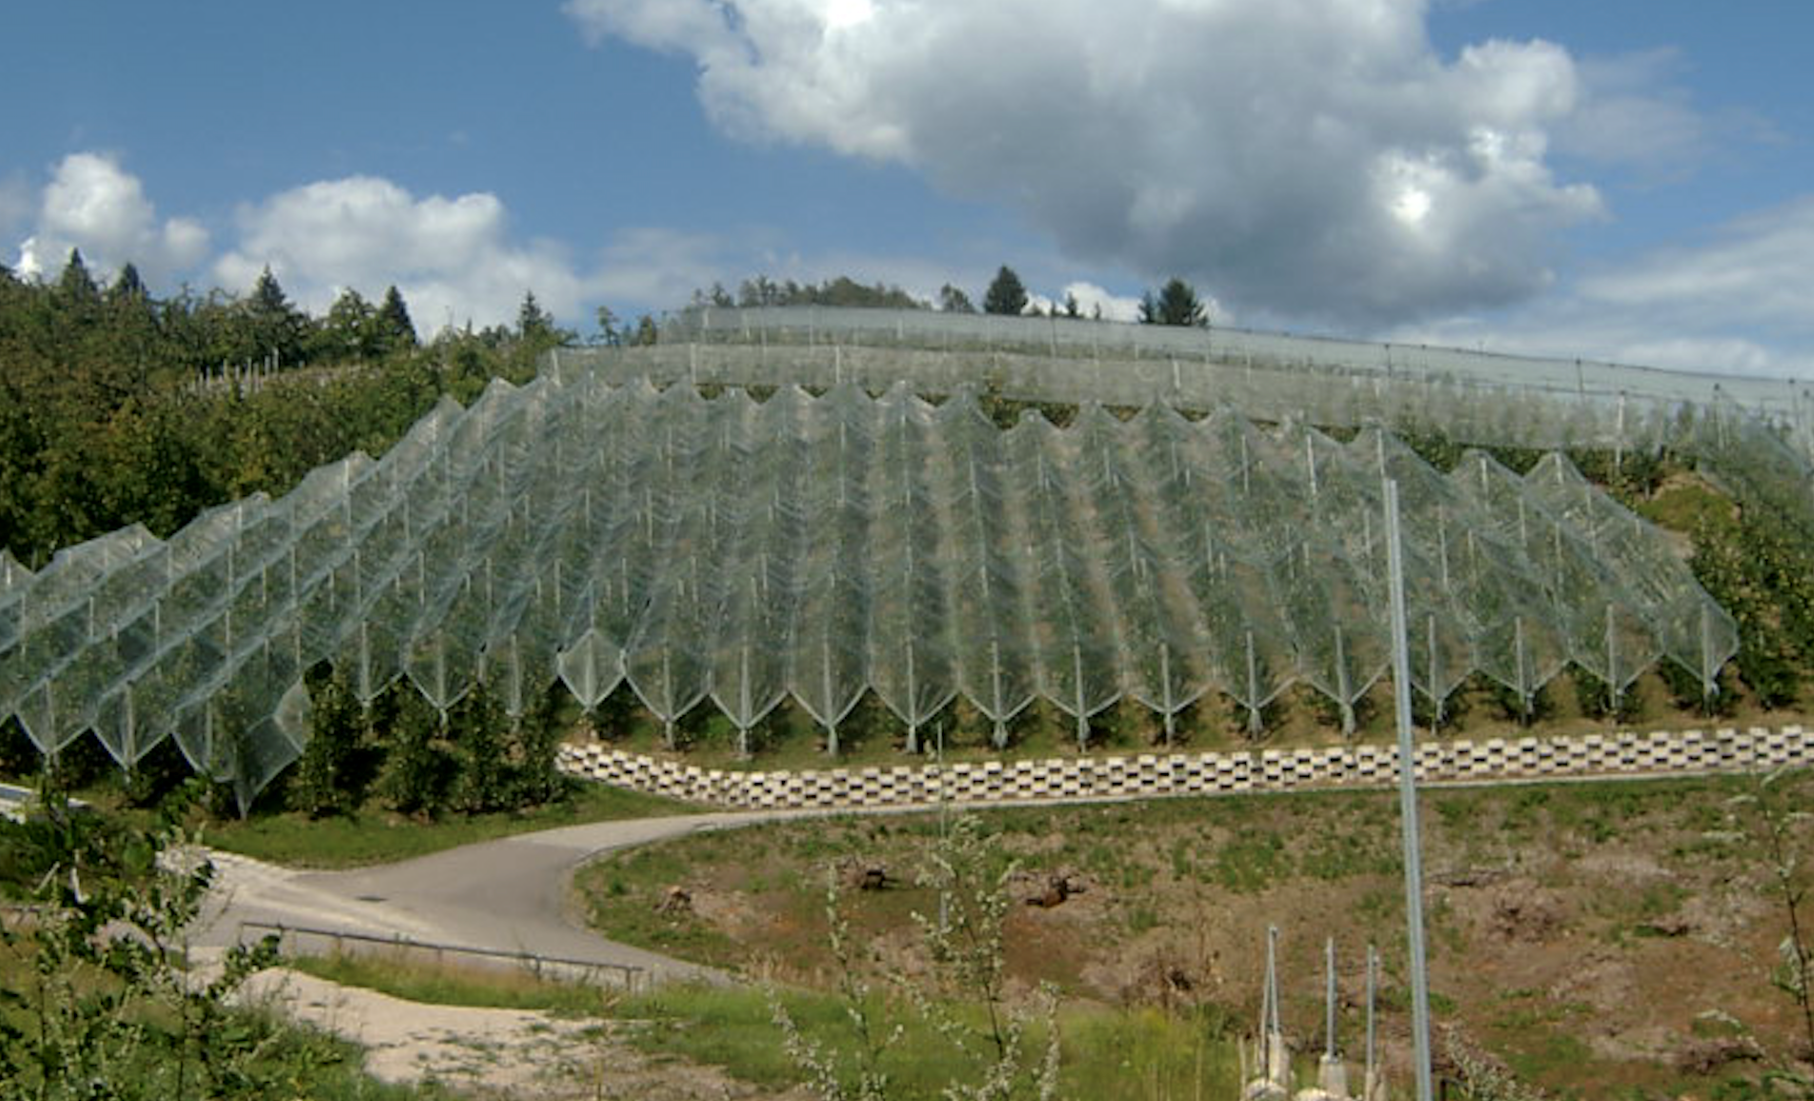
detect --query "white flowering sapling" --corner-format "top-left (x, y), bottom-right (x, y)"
top-left (907, 814), bottom-right (1061, 1101)
top-left (1725, 768), bottom-right (1814, 1069)
top-left (770, 872), bottom-right (904, 1101)
top-left (770, 813), bottom-right (1061, 1101)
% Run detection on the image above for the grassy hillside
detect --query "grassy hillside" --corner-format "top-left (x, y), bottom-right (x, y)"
top-left (576, 771), bottom-right (1814, 1098)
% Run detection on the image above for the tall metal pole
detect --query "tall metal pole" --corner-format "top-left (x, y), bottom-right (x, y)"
top-left (1325, 936), bottom-right (1337, 1060)
top-left (1365, 944), bottom-right (1379, 1096)
top-left (1385, 479), bottom-right (1435, 1101)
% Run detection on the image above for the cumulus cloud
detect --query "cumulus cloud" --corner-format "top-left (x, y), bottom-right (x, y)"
top-left (1395, 196), bottom-right (1814, 377)
top-left (217, 176), bottom-right (651, 332)
top-left (214, 175), bottom-right (862, 332)
top-left (12, 153), bottom-right (207, 284)
top-left (564, 0), bottom-right (1628, 327)
top-left (1026, 282), bottom-right (1155, 323)
top-left (1065, 283), bottom-right (1146, 324)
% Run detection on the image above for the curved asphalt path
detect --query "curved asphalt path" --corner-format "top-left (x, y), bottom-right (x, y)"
top-left (188, 758), bottom-right (1719, 988)
top-left (193, 809), bottom-right (831, 986)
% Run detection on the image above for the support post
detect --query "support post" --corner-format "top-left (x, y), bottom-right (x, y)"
top-left (1385, 479), bottom-right (1435, 1101)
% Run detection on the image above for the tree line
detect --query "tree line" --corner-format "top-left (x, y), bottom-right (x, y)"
top-left (695, 267), bottom-right (1215, 326)
top-left (950, 266), bottom-right (1210, 326)
top-left (0, 249), bottom-right (579, 566)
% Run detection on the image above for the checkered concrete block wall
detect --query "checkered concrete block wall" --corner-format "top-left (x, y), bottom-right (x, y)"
top-left (556, 724), bottom-right (1811, 810)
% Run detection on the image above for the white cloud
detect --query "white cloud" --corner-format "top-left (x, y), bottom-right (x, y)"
top-left (1394, 195), bottom-right (1814, 378)
top-left (213, 174), bottom-right (906, 333)
top-left (590, 226), bottom-right (754, 315)
top-left (216, 176), bottom-right (626, 332)
top-left (1026, 282), bottom-right (1154, 323)
top-left (565, 0), bottom-right (1619, 327)
top-left (6, 153), bottom-right (983, 333)
top-left (12, 153), bottom-right (207, 283)
top-left (1578, 198), bottom-right (1814, 332)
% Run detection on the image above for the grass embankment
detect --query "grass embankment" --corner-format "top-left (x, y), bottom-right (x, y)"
top-left (193, 781), bottom-right (693, 868)
top-left (574, 771), bottom-right (1814, 1100)
top-left (45, 780), bottom-right (695, 870)
top-left (293, 950), bottom-right (1249, 1098)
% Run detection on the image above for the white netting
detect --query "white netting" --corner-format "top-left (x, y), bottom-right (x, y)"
top-left (0, 359), bottom-right (1741, 807)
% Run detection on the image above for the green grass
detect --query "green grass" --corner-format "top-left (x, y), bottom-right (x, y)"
top-left (622, 983), bottom-right (1255, 1100)
top-left (197, 781), bottom-right (694, 868)
top-left (279, 948), bottom-right (1263, 1100)
top-left (290, 950), bottom-right (615, 1017)
top-left (0, 931), bottom-right (434, 1100)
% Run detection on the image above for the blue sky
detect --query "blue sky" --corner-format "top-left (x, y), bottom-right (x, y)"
top-left (4, 1), bottom-right (1812, 377)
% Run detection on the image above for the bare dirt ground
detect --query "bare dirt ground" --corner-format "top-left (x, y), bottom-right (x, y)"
top-left (576, 773), bottom-right (1814, 1098)
top-left (237, 966), bottom-right (806, 1101)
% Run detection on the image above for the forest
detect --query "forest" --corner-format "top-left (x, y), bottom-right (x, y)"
top-left (0, 251), bottom-right (587, 568)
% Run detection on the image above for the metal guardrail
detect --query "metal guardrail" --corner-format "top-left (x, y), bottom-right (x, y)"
top-left (0, 784), bottom-right (92, 822)
top-left (237, 920), bottom-right (648, 991)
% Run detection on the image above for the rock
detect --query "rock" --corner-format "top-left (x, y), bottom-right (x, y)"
top-left (655, 885), bottom-right (693, 916)
top-left (1430, 867), bottom-right (1509, 888)
top-left (838, 859), bottom-right (892, 891)
top-left (1636, 914), bottom-right (1694, 938)
top-left (1025, 872), bottom-right (1088, 909)
top-left (1489, 884), bottom-right (1566, 942)
top-left (1675, 1034), bottom-right (1762, 1075)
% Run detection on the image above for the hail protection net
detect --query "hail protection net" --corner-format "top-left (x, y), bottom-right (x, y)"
top-left (0, 357), bottom-right (1744, 808)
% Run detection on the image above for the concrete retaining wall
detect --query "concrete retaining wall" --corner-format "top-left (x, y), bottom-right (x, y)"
top-left (557, 725), bottom-right (1811, 809)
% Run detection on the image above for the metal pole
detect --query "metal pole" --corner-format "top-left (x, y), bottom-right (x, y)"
top-left (1366, 944), bottom-right (1380, 1101)
top-left (937, 716), bottom-right (949, 932)
top-left (1325, 935), bottom-right (1337, 1059)
top-left (1385, 479), bottom-right (1435, 1101)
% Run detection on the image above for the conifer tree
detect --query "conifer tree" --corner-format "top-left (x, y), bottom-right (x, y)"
top-left (107, 262), bottom-right (149, 304)
top-left (517, 290), bottom-right (554, 342)
top-left (56, 249), bottom-right (101, 307)
top-left (1138, 277), bottom-right (1210, 327)
top-left (982, 265), bottom-right (1029, 316)
top-left (242, 266), bottom-right (309, 367)
top-left (375, 284), bottom-right (417, 351)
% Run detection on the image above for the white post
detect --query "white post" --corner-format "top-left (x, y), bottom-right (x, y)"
top-left (1385, 479), bottom-right (1435, 1101)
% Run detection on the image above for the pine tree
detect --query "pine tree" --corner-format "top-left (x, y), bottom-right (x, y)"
top-left (56, 249), bottom-right (101, 307)
top-left (982, 265), bottom-right (1028, 316)
top-left (375, 285), bottom-right (417, 351)
top-left (938, 283), bottom-right (976, 313)
top-left (1138, 277), bottom-right (1209, 327)
top-left (517, 290), bottom-right (554, 342)
top-left (242, 266), bottom-right (309, 367)
top-left (249, 266), bottom-right (288, 315)
top-left (107, 262), bottom-right (149, 304)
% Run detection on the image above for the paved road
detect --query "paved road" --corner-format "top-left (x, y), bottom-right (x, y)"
top-left (194, 809), bottom-right (818, 985)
